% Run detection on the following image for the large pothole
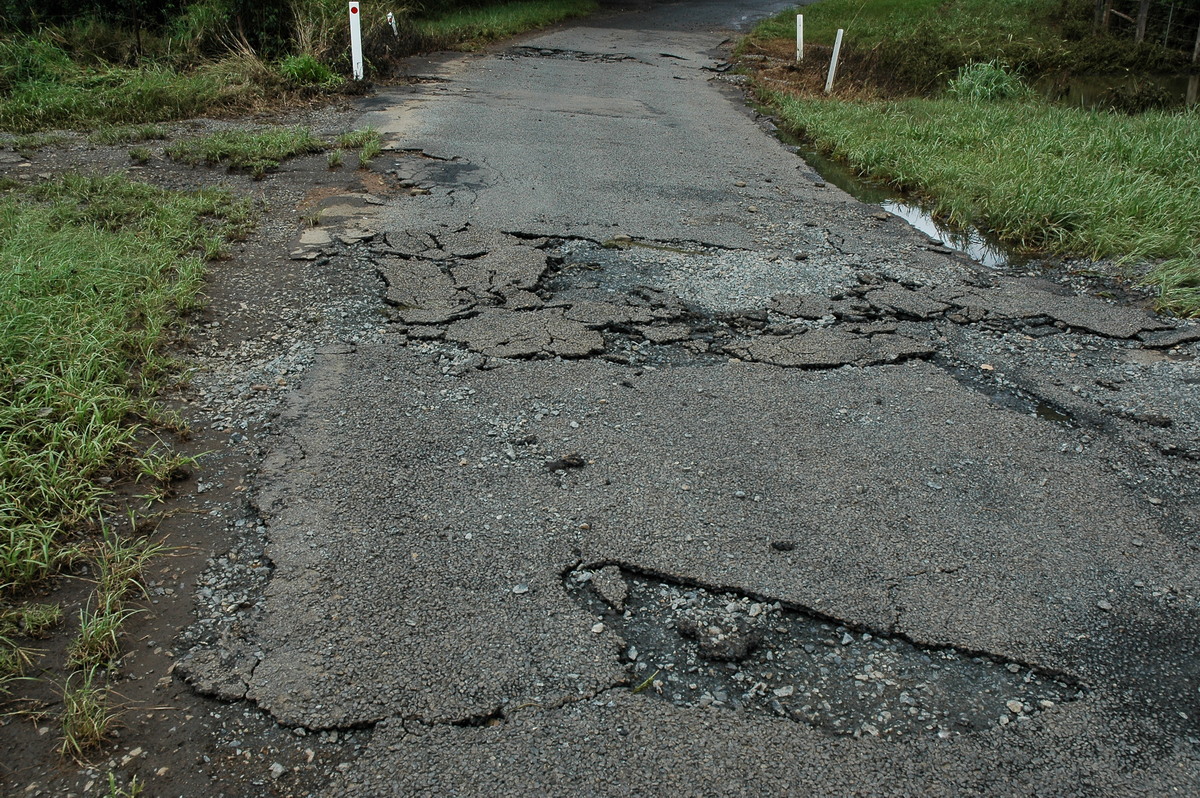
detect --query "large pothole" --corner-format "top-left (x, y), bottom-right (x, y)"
top-left (567, 565), bottom-right (1083, 740)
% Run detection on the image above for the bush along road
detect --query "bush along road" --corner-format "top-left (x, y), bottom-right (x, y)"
top-left (3, 0), bottom-right (1200, 794)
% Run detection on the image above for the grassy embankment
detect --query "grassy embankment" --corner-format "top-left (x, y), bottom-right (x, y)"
top-left (749, 0), bottom-right (1200, 314)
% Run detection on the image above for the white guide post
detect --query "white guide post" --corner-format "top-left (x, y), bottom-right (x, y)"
top-left (796, 14), bottom-right (804, 62)
top-left (824, 28), bottom-right (843, 94)
top-left (349, 2), bottom-right (364, 80)
top-left (387, 11), bottom-right (399, 37)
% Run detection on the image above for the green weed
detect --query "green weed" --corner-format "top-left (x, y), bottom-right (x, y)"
top-left (95, 524), bottom-right (169, 600)
top-left (947, 61), bottom-right (1034, 102)
top-left (11, 132), bottom-right (65, 152)
top-left (128, 146), bottom-right (151, 164)
top-left (2, 602), bottom-right (64, 638)
top-left (59, 667), bottom-right (116, 758)
top-left (67, 595), bottom-right (139, 669)
top-left (106, 773), bottom-right (144, 798)
top-left (337, 127), bottom-right (382, 166)
top-left (165, 126), bottom-right (327, 179)
top-left (279, 53), bottom-right (341, 88)
top-left (750, 0), bottom-right (1190, 93)
top-left (327, 148), bottom-right (344, 169)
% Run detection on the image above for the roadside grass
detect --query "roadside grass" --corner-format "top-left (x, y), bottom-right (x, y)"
top-left (165, 126), bottom-right (326, 178)
top-left (336, 127), bottom-right (382, 165)
top-left (0, 59), bottom-right (273, 135)
top-left (749, 0), bottom-right (1189, 92)
top-left (765, 89), bottom-right (1200, 313)
top-left (418, 0), bottom-right (598, 47)
top-left (0, 172), bottom-right (252, 599)
top-left (165, 126), bottom-right (384, 177)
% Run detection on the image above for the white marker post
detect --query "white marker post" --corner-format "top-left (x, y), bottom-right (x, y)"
top-left (349, 2), bottom-right (364, 81)
top-left (387, 11), bottom-right (399, 37)
top-left (796, 14), bottom-right (804, 62)
top-left (824, 28), bottom-right (843, 94)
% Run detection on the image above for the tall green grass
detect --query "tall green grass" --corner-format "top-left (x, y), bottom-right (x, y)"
top-left (0, 56), bottom-right (272, 134)
top-left (751, 0), bottom-right (1188, 88)
top-left (0, 173), bottom-right (251, 593)
top-left (767, 90), bottom-right (1200, 312)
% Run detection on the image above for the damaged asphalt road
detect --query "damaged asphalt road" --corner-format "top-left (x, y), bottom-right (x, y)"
top-left (179, 0), bottom-right (1200, 793)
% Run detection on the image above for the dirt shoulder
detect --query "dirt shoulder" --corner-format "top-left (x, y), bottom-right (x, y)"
top-left (0, 97), bottom-right (400, 796)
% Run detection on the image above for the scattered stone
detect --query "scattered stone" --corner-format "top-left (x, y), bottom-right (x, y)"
top-left (546, 452), bottom-right (586, 471)
top-left (770, 540), bottom-right (795, 552)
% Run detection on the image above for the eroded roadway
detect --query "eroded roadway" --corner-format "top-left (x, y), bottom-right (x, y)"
top-left (182, 0), bottom-right (1200, 793)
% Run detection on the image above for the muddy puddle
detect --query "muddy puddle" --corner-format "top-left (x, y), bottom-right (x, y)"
top-left (567, 566), bottom-right (1083, 739)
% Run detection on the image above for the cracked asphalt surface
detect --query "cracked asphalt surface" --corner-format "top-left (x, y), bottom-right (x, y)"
top-left (179, 0), bottom-right (1200, 793)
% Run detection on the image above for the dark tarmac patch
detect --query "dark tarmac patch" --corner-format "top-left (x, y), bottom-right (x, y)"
top-left (566, 566), bottom-right (1083, 740)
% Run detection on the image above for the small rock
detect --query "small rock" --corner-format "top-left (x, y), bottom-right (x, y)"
top-left (1006, 700), bottom-right (1024, 714)
top-left (734, 180), bottom-right (747, 187)
top-left (1096, 599), bottom-right (1113, 611)
top-left (840, 632), bottom-right (854, 646)
top-left (269, 763), bottom-right (286, 780)
top-left (591, 622), bottom-right (606, 634)
top-left (773, 685), bottom-right (795, 697)
top-left (512, 584), bottom-right (529, 594)
top-left (770, 541), bottom-right (795, 552)
top-left (747, 205), bottom-right (758, 213)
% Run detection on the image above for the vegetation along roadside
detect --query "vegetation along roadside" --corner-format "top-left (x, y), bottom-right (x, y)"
top-left (747, 0), bottom-right (1200, 315)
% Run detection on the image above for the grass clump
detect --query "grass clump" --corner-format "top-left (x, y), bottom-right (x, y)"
top-left (59, 667), bottom-right (117, 758)
top-left (0, 173), bottom-right (251, 595)
top-left (279, 53), bottom-right (341, 88)
top-left (766, 91), bottom-right (1200, 312)
top-left (946, 61), bottom-right (1034, 102)
top-left (67, 596), bottom-right (139, 669)
top-left (165, 125), bottom-right (326, 178)
top-left (337, 127), bottom-right (382, 165)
